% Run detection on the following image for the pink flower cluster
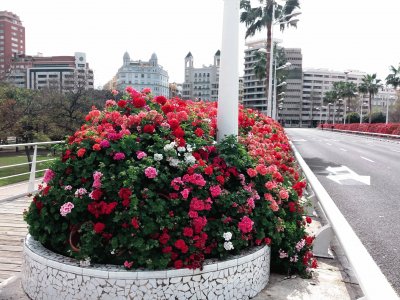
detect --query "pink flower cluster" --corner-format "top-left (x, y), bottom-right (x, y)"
top-left (238, 216), bottom-right (254, 234)
top-left (43, 169), bottom-right (55, 184)
top-left (60, 202), bottom-right (74, 217)
top-left (144, 167), bottom-right (158, 179)
top-left (92, 171), bottom-right (103, 189)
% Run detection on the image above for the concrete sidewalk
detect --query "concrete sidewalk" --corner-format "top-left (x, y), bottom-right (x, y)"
top-left (0, 181), bottom-right (363, 299)
top-left (0, 180), bottom-right (40, 202)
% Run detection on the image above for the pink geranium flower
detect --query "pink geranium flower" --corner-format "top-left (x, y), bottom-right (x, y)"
top-left (60, 202), bottom-right (74, 217)
top-left (43, 169), bottom-right (55, 184)
top-left (144, 167), bottom-right (158, 179)
top-left (113, 152), bottom-right (125, 160)
top-left (238, 216), bottom-right (254, 234)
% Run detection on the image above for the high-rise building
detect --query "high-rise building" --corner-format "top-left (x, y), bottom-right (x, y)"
top-left (182, 51), bottom-right (220, 101)
top-left (242, 39), bottom-right (303, 126)
top-left (7, 52), bottom-right (94, 92)
top-left (279, 48), bottom-right (303, 127)
top-left (302, 69), bottom-right (366, 126)
top-left (0, 11), bottom-right (25, 80)
top-left (116, 52), bottom-right (169, 97)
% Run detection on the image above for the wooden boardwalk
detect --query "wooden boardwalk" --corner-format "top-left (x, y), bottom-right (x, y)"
top-left (0, 196), bottom-right (30, 283)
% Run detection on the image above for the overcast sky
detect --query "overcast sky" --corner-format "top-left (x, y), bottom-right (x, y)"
top-left (3, 0), bottom-right (399, 88)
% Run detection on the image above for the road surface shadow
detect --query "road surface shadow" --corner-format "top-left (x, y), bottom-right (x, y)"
top-left (304, 157), bottom-right (342, 176)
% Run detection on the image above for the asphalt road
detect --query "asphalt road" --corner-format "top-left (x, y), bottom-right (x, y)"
top-left (285, 128), bottom-right (400, 294)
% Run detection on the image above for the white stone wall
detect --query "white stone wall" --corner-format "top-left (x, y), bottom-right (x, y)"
top-left (22, 234), bottom-right (270, 300)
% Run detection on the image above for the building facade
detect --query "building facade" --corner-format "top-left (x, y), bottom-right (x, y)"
top-left (116, 52), bottom-right (169, 97)
top-left (0, 11), bottom-right (25, 80)
top-left (242, 39), bottom-right (303, 126)
top-left (7, 52), bottom-right (94, 92)
top-left (182, 51), bottom-right (220, 101)
top-left (371, 86), bottom-right (398, 113)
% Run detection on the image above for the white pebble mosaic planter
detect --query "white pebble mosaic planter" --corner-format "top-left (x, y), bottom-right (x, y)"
top-left (22, 234), bottom-right (270, 300)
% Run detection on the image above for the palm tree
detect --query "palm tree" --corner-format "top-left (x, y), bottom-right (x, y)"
top-left (240, 0), bottom-right (300, 112)
top-left (332, 81), bottom-right (358, 123)
top-left (386, 65), bottom-right (400, 90)
top-left (323, 90), bottom-right (339, 123)
top-left (358, 74), bottom-right (383, 123)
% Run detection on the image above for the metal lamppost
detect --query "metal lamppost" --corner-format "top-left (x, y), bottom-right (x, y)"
top-left (327, 103), bottom-right (333, 124)
top-left (386, 96), bottom-right (395, 124)
top-left (272, 62), bottom-right (290, 120)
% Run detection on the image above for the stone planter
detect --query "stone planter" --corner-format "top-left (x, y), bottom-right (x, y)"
top-left (21, 234), bottom-right (270, 300)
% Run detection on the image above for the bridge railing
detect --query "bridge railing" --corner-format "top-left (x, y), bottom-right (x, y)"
top-left (0, 141), bottom-right (63, 201)
top-left (290, 141), bottom-right (399, 300)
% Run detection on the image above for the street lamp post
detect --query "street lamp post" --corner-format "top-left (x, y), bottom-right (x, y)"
top-left (327, 103), bottom-right (331, 123)
top-left (386, 96), bottom-right (395, 124)
top-left (272, 62), bottom-right (290, 120)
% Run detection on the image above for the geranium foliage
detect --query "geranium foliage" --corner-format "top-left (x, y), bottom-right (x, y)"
top-left (24, 87), bottom-right (317, 276)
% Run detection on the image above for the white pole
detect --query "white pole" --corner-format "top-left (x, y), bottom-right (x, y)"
top-left (360, 98), bottom-right (363, 124)
top-left (272, 60), bottom-right (277, 120)
top-left (266, 4), bottom-right (275, 118)
top-left (386, 95), bottom-right (389, 124)
top-left (217, 0), bottom-right (239, 142)
top-left (28, 145), bottom-right (37, 193)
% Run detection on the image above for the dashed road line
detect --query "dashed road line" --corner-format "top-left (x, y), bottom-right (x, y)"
top-left (340, 148), bottom-right (348, 152)
top-left (361, 156), bottom-right (375, 163)
top-left (391, 149), bottom-right (400, 153)
top-left (326, 143), bottom-right (332, 146)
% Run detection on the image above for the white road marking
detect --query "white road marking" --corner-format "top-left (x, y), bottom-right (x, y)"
top-left (292, 139), bottom-right (307, 142)
top-left (326, 143), bottom-right (332, 146)
top-left (361, 156), bottom-right (375, 163)
top-left (326, 166), bottom-right (370, 185)
top-left (391, 149), bottom-right (400, 153)
top-left (340, 148), bottom-right (348, 152)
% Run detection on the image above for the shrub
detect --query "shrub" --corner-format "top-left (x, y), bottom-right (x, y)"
top-left (24, 88), bottom-right (316, 276)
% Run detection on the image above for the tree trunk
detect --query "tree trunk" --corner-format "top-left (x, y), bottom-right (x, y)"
top-left (24, 146), bottom-right (32, 172)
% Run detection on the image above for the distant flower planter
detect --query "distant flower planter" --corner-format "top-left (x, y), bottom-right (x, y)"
top-left (22, 234), bottom-right (270, 300)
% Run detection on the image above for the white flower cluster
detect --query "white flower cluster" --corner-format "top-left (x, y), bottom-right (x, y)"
top-left (223, 232), bottom-right (234, 251)
top-left (163, 141), bottom-right (196, 166)
top-left (153, 153), bottom-right (163, 161)
top-left (223, 232), bottom-right (233, 241)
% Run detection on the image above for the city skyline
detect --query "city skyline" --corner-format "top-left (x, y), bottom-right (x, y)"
top-left (2, 0), bottom-right (399, 88)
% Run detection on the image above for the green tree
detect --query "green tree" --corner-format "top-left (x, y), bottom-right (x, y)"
top-left (240, 0), bottom-right (300, 111)
top-left (385, 65), bottom-right (400, 90)
top-left (323, 90), bottom-right (339, 123)
top-left (358, 74), bottom-right (382, 124)
top-left (332, 81), bottom-right (358, 123)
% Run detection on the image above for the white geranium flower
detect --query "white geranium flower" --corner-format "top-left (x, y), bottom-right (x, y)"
top-left (223, 232), bottom-right (232, 241)
top-left (163, 141), bottom-right (176, 152)
top-left (186, 144), bottom-right (193, 152)
top-left (184, 153), bottom-right (196, 165)
top-left (177, 146), bottom-right (186, 152)
top-left (154, 153), bottom-right (163, 161)
top-left (224, 241), bottom-right (234, 251)
top-left (169, 158), bottom-right (180, 167)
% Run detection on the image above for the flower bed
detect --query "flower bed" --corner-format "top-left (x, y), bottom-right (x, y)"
top-left (24, 87), bottom-right (316, 281)
top-left (320, 123), bottom-right (400, 135)
top-left (22, 234), bottom-right (270, 299)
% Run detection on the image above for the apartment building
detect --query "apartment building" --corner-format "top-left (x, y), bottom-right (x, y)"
top-left (116, 52), bottom-right (169, 97)
top-left (242, 39), bottom-right (303, 126)
top-left (182, 51), bottom-right (220, 101)
top-left (7, 52), bottom-right (94, 92)
top-left (0, 11), bottom-right (25, 80)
